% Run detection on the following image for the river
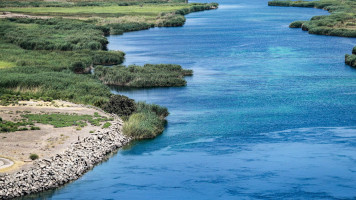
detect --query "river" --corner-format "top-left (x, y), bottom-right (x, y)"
top-left (30, 0), bottom-right (356, 199)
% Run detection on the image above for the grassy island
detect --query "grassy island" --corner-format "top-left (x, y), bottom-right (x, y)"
top-left (268, 0), bottom-right (356, 68)
top-left (0, 0), bottom-right (218, 140)
top-left (95, 64), bottom-right (193, 87)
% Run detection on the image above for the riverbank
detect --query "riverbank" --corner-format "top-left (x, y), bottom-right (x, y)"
top-left (268, 0), bottom-right (356, 67)
top-left (0, 100), bottom-right (131, 199)
top-left (0, 1), bottom-right (219, 198)
top-left (0, 0), bottom-right (218, 147)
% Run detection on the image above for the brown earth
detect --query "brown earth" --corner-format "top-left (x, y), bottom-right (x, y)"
top-left (0, 100), bottom-right (115, 174)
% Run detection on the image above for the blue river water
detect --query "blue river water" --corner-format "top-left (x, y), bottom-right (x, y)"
top-left (30, 0), bottom-right (356, 199)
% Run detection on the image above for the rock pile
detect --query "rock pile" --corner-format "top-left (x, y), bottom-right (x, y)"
top-left (0, 118), bottom-right (131, 199)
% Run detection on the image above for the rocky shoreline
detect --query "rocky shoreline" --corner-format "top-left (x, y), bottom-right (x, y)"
top-left (0, 116), bottom-right (131, 199)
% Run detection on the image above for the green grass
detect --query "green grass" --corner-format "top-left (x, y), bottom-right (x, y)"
top-left (95, 64), bottom-right (193, 87)
top-left (0, 18), bottom-right (109, 51)
top-left (22, 113), bottom-right (111, 128)
top-left (0, 61), bottom-right (16, 69)
top-left (0, 4), bottom-right (191, 16)
top-left (123, 102), bottom-right (168, 139)
top-left (0, 0), bottom-right (186, 8)
top-left (0, 117), bottom-right (35, 133)
top-left (102, 122), bottom-right (112, 128)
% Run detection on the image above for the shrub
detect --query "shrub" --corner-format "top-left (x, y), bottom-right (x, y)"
top-left (289, 21), bottom-right (306, 28)
top-left (30, 126), bottom-right (41, 130)
top-left (345, 54), bottom-right (356, 67)
top-left (102, 95), bottom-right (137, 117)
top-left (136, 102), bottom-right (169, 118)
top-left (29, 154), bottom-right (39, 160)
top-left (123, 111), bottom-right (165, 139)
top-left (122, 101), bottom-right (168, 139)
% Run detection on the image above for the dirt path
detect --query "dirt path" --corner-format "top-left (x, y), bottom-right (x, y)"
top-left (0, 12), bottom-right (51, 19)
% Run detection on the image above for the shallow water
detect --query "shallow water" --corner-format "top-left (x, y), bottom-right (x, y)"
top-left (31, 0), bottom-right (356, 199)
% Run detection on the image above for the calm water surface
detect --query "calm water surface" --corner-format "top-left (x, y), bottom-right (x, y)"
top-left (32, 0), bottom-right (356, 199)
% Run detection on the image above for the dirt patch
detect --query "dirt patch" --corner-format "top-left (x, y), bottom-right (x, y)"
top-left (0, 100), bottom-right (115, 174)
top-left (0, 12), bottom-right (51, 19)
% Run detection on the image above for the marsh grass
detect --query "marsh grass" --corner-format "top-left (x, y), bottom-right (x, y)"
top-left (95, 64), bottom-right (193, 87)
top-left (123, 102), bottom-right (168, 139)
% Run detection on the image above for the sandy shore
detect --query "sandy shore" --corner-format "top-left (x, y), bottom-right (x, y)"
top-left (0, 100), bottom-right (115, 174)
top-left (0, 100), bottom-right (131, 199)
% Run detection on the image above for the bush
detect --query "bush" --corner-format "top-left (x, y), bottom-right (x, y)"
top-left (102, 95), bottom-right (137, 117)
top-left (345, 54), bottom-right (356, 67)
top-left (136, 102), bottom-right (169, 118)
top-left (29, 154), bottom-right (39, 160)
top-left (30, 126), bottom-right (41, 130)
top-left (122, 101), bottom-right (168, 139)
top-left (123, 111), bottom-right (165, 139)
top-left (289, 21), bottom-right (306, 28)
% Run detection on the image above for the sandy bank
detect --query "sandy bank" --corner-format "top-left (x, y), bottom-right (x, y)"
top-left (0, 100), bottom-right (131, 199)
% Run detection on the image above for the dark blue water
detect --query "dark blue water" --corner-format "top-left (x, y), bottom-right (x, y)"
top-left (35, 0), bottom-right (356, 199)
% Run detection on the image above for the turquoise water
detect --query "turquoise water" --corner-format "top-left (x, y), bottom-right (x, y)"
top-left (30, 0), bottom-right (356, 199)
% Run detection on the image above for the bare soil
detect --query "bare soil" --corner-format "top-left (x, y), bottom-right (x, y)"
top-left (0, 100), bottom-right (115, 174)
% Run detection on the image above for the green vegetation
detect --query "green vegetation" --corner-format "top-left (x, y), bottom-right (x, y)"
top-left (29, 154), bottom-right (39, 160)
top-left (102, 95), bottom-right (137, 117)
top-left (0, 117), bottom-right (36, 133)
top-left (345, 54), bottom-right (356, 67)
top-left (0, 3), bottom-right (218, 29)
top-left (102, 122), bottom-right (112, 128)
top-left (0, 94), bottom-right (53, 106)
top-left (0, 0), bottom-right (218, 139)
top-left (268, 0), bottom-right (356, 67)
top-left (95, 64), bottom-right (193, 87)
top-left (100, 95), bottom-right (168, 139)
top-left (289, 20), bottom-right (306, 28)
top-left (123, 102), bottom-right (169, 139)
top-left (0, 18), bottom-right (109, 51)
top-left (0, 111), bottom-right (114, 133)
top-left (0, 0), bottom-right (186, 8)
top-left (22, 113), bottom-right (111, 128)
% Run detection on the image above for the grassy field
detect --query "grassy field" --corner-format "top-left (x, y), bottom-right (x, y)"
top-left (22, 113), bottom-right (112, 128)
top-left (1, 112), bottom-right (112, 133)
top-left (0, 4), bottom-right (191, 16)
top-left (268, 0), bottom-right (356, 68)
